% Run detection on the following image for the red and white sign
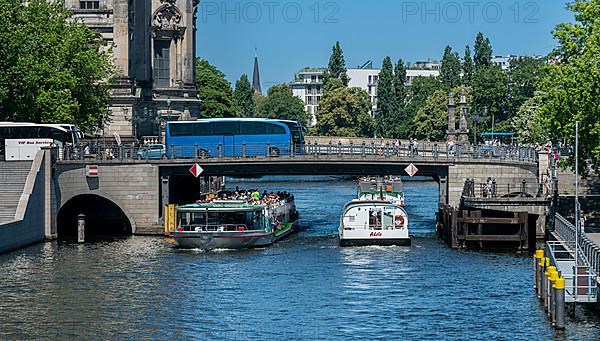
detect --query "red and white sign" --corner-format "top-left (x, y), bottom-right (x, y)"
top-left (86, 165), bottom-right (99, 177)
top-left (405, 163), bottom-right (419, 177)
top-left (189, 163), bottom-right (204, 178)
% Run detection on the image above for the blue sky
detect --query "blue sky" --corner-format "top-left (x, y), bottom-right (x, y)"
top-left (196, 0), bottom-right (573, 88)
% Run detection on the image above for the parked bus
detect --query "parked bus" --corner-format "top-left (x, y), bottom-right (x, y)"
top-left (0, 122), bottom-right (81, 161)
top-left (165, 118), bottom-right (303, 158)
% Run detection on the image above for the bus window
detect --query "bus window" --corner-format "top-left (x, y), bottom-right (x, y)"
top-left (194, 122), bottom-right (214, 136)
top-left (170, 123), bottom-right (195, 136)
top-left (240, 122), bottom-right (266, 135)
top-left (266, 123), bottom-right (286, 135)
top-left (213, 122), bottom-right (240, 135)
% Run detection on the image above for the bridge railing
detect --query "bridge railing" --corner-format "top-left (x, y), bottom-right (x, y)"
top-left (554, 214), bottom-right (600, 280)
top-left (461, 180), bottom-right (546, 199)
top-left (62, 141), bottom-right (538, 163)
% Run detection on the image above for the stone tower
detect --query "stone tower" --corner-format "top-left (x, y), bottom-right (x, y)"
top-left (66, 0), bottom-right (200, 139)
top-left (458, 87), bottom-right (470, 144)
top-left (446, 92), bottom-right (456, 142)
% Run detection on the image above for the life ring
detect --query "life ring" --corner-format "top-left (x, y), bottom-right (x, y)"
top-left (236, 225), bottom-right (246, 232)
top-left (394, 215), bottom-right (405, 228)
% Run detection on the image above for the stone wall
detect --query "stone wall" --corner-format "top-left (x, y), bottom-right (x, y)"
top-left (447, 163), bottom-right (539, 207)
top-left (55, 163), bottom-right (161, 233)
top-left (0, 151), bottom-right (49, 254)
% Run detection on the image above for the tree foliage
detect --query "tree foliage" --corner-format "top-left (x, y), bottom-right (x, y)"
top-left (233, 74), bottom-right (254, 117)
top-left (0, 1), bottom-right (112, 132)
top-left (510, 96), bottom-right (547, 144)
top-left (403, 76), bottom-right (444, 137)
top-left (375, 57), bottom-right (396, 138)
top-left (323, 41), bottom-right (349, 88)
top-left (440, 46), bottom-right (461, 88)
top-left (462, 45), bottom-right (474, 86)
top-left (472, 65), bottom-right (509, 125)
top-left (394, 59), bottom-right (407, 135)
top-left (316, 87), bottom-right (373, 137)
top-left (195, 59), bottom-right (236, 118)
top-left (507, 57), bottom-right (545, 115)
top-left (474, 32), bottom-right (493, 70)
top-left (412, 87), bottom-right (471, 142)
top-left (256, 84), bottom-right (309, 126)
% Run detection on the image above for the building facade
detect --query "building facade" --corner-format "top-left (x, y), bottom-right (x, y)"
top-left (291, 64), bottom-right (440, 125)
top-left (66, 0), bottom-right (200, 139)
top-left (291, 68), bottom-right (325, 127)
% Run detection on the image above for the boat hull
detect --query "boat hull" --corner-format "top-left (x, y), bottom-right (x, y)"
top-left (340, 237), bottom-right (411, 247)
top-left (171, 222), bottom-right (298, 250)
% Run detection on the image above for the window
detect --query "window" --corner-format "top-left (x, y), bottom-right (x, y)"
top-left (80, 1), bottom-right (100, 9)
top-left (154, 40), bottom-right (171, 87)
top-left (213, 122), bottom-right (240, 135)
top-left (194, 122), bottom-right (214, 136)
top-left (240, 122), bottom-right (266, 135)
top-left (169, 123), bottom-right (195, 136)
top-left (305, 96), bottom-right (312, 105)
top-left (265, 123), bottom-right (286, 135)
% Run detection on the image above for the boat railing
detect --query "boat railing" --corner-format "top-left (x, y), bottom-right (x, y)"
top-left (179, 224), bottom-right (259, 232)
top-left (342, 224), bottom-right (399, 231)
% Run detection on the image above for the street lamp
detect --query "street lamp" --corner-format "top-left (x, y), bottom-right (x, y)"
top-left (470, 107), bottom-right (488, 145)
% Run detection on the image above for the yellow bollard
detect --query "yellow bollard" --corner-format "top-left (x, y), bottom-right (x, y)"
top-left (555, 277), bottom-right (566, 329)
top-left (534, 250), bottom-right (545, 291)
top-left (548, 270), bottom-right (559, 319)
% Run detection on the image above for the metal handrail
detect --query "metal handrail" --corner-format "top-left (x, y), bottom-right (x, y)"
top-left (546, 240), bottom-right (598, 303)
top-left (62, 141), bottom-right (539, 164)
top-left (178, 224), bottom-right (258, 232)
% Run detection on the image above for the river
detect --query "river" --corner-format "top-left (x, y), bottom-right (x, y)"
top-left (0, 178), bottom-right (599, 340)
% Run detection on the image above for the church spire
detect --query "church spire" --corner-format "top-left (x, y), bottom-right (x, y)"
top-left (252, 50), bottom-right (262, 95)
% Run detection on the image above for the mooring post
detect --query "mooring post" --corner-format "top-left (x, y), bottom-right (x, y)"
top-left (544, 265), bottom-right (556, 312)
top-left (541, 258), bottom-right (550, 307)
top-left (534, 249), bottom-right (544, 292)
top-left (549, 269), bottom-right (558, 320)
top-left (77, 214), bottom-right (85, 243)
top-left (555, 277), bottom-right (566, 329)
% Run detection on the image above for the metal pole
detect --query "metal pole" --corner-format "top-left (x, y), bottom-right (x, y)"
top-left (555, 277), bottom-right (566, 330)
top-left (77, 214), bottom-right (85, 243)
top-left (575, 121), bottom-right (579, 304)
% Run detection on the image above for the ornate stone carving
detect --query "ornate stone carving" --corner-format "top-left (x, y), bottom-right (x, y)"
top-left (152, 3), bottom-right (184, 37)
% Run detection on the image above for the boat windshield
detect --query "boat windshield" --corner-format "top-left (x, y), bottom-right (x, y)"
top-left (179, 210), bottom-right (264, 230)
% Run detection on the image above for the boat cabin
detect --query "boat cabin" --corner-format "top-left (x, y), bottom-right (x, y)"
top-left (176, 203), bottom-right (268, 232)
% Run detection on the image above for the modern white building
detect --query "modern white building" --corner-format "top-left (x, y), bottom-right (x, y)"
top-left (291, 68), bottom-right (325, 127)
top-left (492, 55), bottom-right (519, 70)
top-left (291, 63), bottom-right (440, 124)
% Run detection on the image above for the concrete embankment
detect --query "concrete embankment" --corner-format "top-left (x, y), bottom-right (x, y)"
top-left (0, 150), bottom-right (53, 254)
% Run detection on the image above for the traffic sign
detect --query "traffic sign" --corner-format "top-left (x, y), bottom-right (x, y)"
top-left (189, 163), bottom-right (204, 178)
top-left (86, 165), bottom-right (98, 177)
top-left (404, 163), bottom-right (418, 177)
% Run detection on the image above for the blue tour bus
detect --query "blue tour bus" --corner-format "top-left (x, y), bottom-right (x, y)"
top-left (165, 118), bottom-right (303, 158)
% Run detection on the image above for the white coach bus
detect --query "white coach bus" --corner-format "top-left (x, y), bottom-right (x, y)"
top-left (0, 122), bottom-right (82, 161)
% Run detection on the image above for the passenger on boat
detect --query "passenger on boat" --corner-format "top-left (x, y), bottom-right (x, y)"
top-left (252, 190), bottom-right (260, 203)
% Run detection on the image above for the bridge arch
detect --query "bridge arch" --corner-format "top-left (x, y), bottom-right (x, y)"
top-left (57, 193), bottom-right (136, 238)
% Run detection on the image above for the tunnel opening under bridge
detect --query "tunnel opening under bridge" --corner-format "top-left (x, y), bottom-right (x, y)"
top-left (57, 194), bottom-right (132, 239)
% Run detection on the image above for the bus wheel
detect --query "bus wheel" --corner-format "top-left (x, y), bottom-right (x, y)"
top-left (197, 149), bottom-right (209, 159)
top-left (269, 147), bottom-right (280, 157)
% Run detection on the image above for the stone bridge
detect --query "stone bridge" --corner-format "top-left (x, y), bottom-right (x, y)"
top-left (53, 144), bottom-right (543, 236)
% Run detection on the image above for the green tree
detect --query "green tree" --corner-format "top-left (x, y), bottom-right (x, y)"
top-left (323, 41), bottom-right (349, 88)
top-left (375, 57), bottom-right (396, 138)
top-left (510, 96), bottom-right (547, 144)
top-left (256, 84), bottom-right (309, 126)
top-left (233, 74), bottom-right (254, 117)
top-left (412, 89), bottom-right (449, 141)
top-left (402, 76), bottom-right (443, 137)
top-left (0, 0), bottom-right (112, 131)
top-left (316, 87), bottom-right (373, 137)
top-left (507, 57), bottom-right (544, 115)
top-left (462, 45), bottom-right (474, 85)
top-left (472, 65), bottom-right (509, 127)
top-left (412, 87), bottom-right (472, 142)
top-left (536, 0), bottom-right (600, 174)
top-left (195, 59), bottom-right (236, 118)
top-left (394, 59), bottom-right (407, 136)
top-left (440, 45), bottom-right (461, 88)
top-left (474, 32), bottom-right (493, 70)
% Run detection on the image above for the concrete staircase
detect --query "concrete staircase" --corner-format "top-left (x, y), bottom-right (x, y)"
top-left (0, 161), bottom-right (32, 224)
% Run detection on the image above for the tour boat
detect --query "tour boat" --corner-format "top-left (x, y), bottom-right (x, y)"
top-left (339, 177), bottom-right (410, 246)
top-left (169, 191), bottom-right (299, 250)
